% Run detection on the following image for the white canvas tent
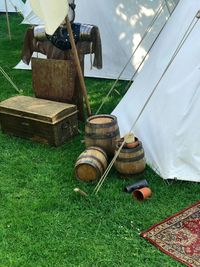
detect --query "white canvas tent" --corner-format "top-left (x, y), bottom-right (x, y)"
top-left (0, 0), bottom-right (24, 13)
top-left (22, 0), bottom-right (43, 25)
top-left (75, 0), bottom-right (173, 79)
top-left (16, 0), bottom-right (176, 79)
top-left (113, 0), bottom-right (200, 182)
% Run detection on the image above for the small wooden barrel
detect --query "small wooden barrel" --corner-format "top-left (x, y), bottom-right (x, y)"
top-left (85, 114), bottom-right (120, 156)
top-left (75, 147), bottom-right (108, 182)
top-left (114, 141), bottom-right (145, 175)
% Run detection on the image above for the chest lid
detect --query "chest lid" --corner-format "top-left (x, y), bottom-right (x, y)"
top-left (0, 96), bottom-right (77, 123)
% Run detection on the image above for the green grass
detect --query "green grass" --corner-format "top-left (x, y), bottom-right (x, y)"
top-left (0, 14), bottom-right (199, 267)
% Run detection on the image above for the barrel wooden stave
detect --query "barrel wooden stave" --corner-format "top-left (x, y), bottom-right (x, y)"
top-left (75, 146), bottom-right (108, 182)
top-left (85, 114), bottom-right (120, 156)
top-left (114, 141), bottom-right (145, 175)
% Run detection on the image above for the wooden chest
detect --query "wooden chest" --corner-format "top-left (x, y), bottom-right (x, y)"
top-left (0, 96), bottom-right (78, 146)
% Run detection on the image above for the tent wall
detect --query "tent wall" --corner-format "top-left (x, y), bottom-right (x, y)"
top-left (0, 0), bottom-right (24, 13)
top-left (113, 0), bottom-right (200, 182)
top-left (75, 0), bottom-right (174, 79)
top-left (19, 0), bottom-right (176, 79)
top-left (22, 0), bottom-right (43, 25)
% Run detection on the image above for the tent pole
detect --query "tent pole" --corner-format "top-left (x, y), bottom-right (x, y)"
top-left (65, 16), bottom-right (92, 117)
top-left (4, 0), bottom-right (12, 40)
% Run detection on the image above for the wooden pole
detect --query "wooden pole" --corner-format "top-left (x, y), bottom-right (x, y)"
top-left (65, 16), bottom-right (92, 117)
top-left (4, 0), bottom-right (12, 40)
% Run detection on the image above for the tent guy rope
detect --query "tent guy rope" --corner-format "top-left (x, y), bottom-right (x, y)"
top-left (123, 0), bottom-right (181, 93)
top-left (129, 15), bottom-right (198, 131)
top-left (95, 0), bottom-right (166, 115)
top-left (164, 0), bottom-right (171, 14)
top-left (123, 17), bottom-right (170, 93)
top-left (0, 66), bottom-right (22, 93)
top-left (93, 10), bottom-right (200, 195)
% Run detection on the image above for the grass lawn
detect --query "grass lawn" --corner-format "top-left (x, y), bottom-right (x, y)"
top-left (0, 13), bottom-right (199, 267)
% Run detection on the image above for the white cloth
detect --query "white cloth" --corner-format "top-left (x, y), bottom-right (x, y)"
top-left (29, 0), bottom-right (68, 35)
top-left (113, 0), bottom-right (200, 182)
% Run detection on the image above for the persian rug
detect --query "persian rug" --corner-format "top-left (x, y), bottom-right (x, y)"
top-left (141, 201), bottom-right (200, 267)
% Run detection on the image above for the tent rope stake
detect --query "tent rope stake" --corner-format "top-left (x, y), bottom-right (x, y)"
top-left (93, 11), bottom-right (200, 195)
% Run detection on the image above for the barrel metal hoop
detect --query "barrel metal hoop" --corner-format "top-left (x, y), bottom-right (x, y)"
top-left (86, 120), bottom-right (117, 128)
top-left (117, 142), bottom-right (143, 153)
top-left (85, 128), bottom-right (120, 139)
top-left (116, 152), bottom-right (145, 163)
top-left (85, 146), bottom-right (108, 160)
top-left (77, 155), bottom-right (106, 172)
top-left (86, 114), bottom-right (118, 128)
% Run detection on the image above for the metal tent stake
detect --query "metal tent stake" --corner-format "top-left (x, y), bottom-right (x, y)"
top-left (74, 188), bottom-right (88, 197)
top-left (65, 16), bottom-right (92, 117)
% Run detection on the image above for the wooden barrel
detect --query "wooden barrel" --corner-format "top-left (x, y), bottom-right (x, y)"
top-left (75, 147), bottom-right (108, 182)
top-left (85, 114), bottom-right (120, 156)
top-left (114, 141), bottom-right (145, 175)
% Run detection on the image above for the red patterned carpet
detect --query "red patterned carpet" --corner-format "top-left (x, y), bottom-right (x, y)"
top-left (141, 201), bottom-right (200, 267)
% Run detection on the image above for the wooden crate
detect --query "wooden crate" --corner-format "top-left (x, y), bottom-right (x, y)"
top-left (31, 58), bottom-right (84, 121)
top-left (32, 58), bottom-right (76, 102)
top-left (0, 96), bottom-right (78, 146)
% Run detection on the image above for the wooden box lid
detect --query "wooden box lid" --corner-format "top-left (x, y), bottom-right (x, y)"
top-left (0, 96), bottom-right (77, 124)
